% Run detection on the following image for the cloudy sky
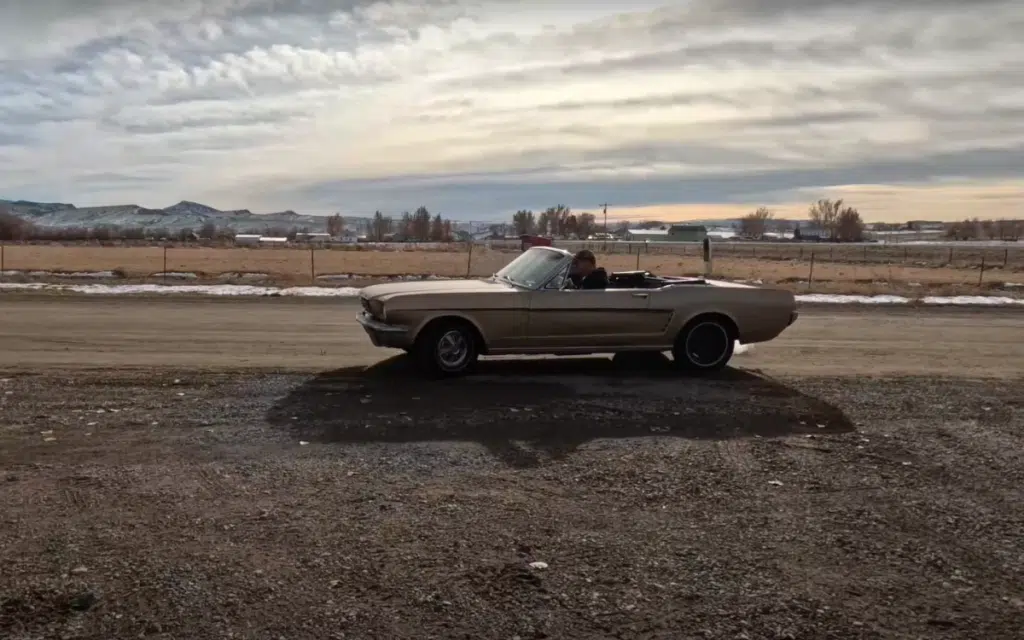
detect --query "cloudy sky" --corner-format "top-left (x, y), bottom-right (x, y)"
top-left (1, 0), bottom-right (1022, 222)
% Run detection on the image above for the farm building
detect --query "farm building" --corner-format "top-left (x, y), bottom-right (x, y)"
top-left (627, 224), bottom-right (707, 242)
top-left (234, 234), bottom-right (261, 246)
top-left (295, 232), bottom-right (332, 243)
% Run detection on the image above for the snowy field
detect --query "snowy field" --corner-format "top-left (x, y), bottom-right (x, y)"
top-left (1, 280), bottom-right (1022, 305)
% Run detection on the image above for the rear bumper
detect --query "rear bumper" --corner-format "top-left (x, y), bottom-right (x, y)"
top-left (788, 311), bottom-right (799, 326)
top-left (356, 312), bottom-right (413, 349)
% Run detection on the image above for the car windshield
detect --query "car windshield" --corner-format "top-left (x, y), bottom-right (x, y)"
top-left (495, 248), bottom-right (568, 289)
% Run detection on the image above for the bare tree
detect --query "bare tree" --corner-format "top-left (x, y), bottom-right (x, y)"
top-left (511, 210), bottom-right (536, 235)
top-left (739, 206), bottom-right (774, 239)
top-left (0, 206), bottom-right (35, 241)
top-left (371, 211), bottom-right (392, 241)
top-left (835, 207), bottom-right (865, 242)
top-left (808, 199), bottom-right (843, 240)
top-left (326, 213), bottom-right (344, 236)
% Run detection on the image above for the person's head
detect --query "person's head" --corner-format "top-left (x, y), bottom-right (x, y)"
top-left (572, 249), bottom-right (596, 276)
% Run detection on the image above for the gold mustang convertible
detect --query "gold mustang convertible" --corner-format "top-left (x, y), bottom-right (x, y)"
top-left (356, 246), bottom-right (798, 376)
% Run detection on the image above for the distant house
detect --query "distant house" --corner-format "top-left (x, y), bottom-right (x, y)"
top-left (627, 224), bottom-right (707, 242)
top-left (259, 236), bottom-right (289, 245)
top-left (235, 234), bottom-right (261, 246)
top-left (294, 232), bottom-right (332, 244)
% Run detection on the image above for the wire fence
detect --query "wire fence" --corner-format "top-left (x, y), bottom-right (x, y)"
top-left (1, 242), bottom-right (1022, 289)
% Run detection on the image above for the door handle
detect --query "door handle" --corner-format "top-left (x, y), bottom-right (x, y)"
top-left (631, 292), bottom-right (649, 298)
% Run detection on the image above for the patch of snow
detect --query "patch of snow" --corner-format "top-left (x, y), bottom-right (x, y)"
top-left (220, 272), bottom-right (269, 280)
top-left (733, 341), bottom-right (754, 355)
top-left (796, 294), bottom-right (910, 304)
top-left (796, 293), bottom-right (1024, 305)
top-left (0, 282), bottom-right (361, 296)
top-left (150, 272), bottom-right (198, 279)
top-left (0, 282), bottom-right (1020, 305)
top-left (1004, 282), bottom-right (1023, 288)
top-left (921, 295), bottom-right (1024, 306)
top-left (1, 270), bottom-right (117, 278)
top-left (60, 270), bottom-right (119, 278)
top-left (316, 274), bottom-right (353, 281)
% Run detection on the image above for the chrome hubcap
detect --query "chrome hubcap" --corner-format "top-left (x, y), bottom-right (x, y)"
top-left (437, 330), bottom-right (469, 369)
top-left (684, 322), bottom-right (730, 368)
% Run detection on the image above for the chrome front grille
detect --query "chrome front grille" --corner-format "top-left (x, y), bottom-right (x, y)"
top-left (361, 297), bottom-right (372, 315)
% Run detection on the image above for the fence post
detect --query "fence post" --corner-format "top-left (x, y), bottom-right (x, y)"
top-left (1004, 249), bottom-right (1009, 267)
top-left (808, 252), bottom-right (815, 289)
top-left (948, 247), bottom-right (953, 264)
top-left (466, 242), bottom-right (473, 278)
top-left (1, 244), bottom-right (4, 277)
top-left (978, 255), bottom-right (985, 286)
top-left (162, 246), bottom-right (167, 283)
top-left (635, 250), bottom-right (640, 270)
top-left (310, 247), bottom-right (316, 284)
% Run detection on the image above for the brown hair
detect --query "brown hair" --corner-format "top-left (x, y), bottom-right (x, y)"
top-left (573, 249), bottom-right (596, 265)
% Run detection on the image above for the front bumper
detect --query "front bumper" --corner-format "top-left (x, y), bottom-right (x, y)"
top-left (356, 311), bottom-right (412, 349)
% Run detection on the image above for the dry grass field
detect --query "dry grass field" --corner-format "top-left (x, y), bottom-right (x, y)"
top-left (2, 243), bottom-right (1022, 297)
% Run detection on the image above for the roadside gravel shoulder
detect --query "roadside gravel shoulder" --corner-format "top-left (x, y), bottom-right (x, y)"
top-left (2, 365), bottom-right (1022, 639)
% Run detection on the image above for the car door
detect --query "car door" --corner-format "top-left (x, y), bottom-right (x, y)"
top-left (525, 287), bottom-right (671, 349)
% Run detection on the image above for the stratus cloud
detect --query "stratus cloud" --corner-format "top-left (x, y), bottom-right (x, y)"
top-left (0, 0), bottom-right (1022, 221)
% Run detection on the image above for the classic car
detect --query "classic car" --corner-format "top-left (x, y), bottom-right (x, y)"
top-left (356, 246), bottom-right (798, 376)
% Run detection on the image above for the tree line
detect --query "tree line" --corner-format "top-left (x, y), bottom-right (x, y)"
top-left (944, 218), bottom-right (1022, 241)
top-left (500, 205), bottom-right (602, 238)
top-left (2, 202), bottom-right (1021, 244)
top-left (0, 205), bottom-right (459, 243)
top-left (365, 207), bottom-right (455, 242)
top-left (738, 199), bottom-right (868, 242)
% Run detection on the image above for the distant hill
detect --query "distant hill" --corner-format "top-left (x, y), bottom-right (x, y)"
top-left (0, 199), bottom-right (495, 236)
top-left (0, 199), bottom-right (366, 234)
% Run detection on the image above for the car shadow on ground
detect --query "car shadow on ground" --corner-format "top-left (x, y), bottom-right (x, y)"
top-left (266, 353), bottom-right (854, 468)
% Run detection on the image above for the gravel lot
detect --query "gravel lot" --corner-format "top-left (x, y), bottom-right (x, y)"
top-left (1, 297), bottom-right (1022, 639)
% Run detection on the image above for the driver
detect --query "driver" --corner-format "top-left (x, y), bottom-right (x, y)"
top-left (568, 249), bottom-right (608, 290)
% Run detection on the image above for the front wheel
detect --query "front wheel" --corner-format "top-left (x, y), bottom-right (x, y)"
top-left (412, 320), bottom-right (479, 377)
top-left (672, 316), bottom-right (735, 373)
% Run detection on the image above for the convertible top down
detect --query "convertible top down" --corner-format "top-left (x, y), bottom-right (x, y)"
top-left (357, 246), bottom-right (798, 376)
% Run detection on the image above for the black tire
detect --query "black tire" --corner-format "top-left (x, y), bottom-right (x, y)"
top-left (672, 315), bottom-right (735, 373)
top-left (412, 320), bottom-right (479, 377)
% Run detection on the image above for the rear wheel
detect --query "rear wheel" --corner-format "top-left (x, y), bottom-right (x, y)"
top-left (412, 320), bottom-right (479, 377)
top-left (672, 316), bottom-right (735, 373)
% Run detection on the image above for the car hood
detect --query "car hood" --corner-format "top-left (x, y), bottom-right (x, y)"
top-left (360, 278), bottom-right (516, 300)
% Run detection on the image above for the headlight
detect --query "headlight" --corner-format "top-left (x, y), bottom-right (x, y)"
top-left (368, 299), bottom-right (385, 320)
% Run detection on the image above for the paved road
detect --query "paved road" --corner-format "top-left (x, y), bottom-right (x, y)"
top-left (0, 294), bottom-right (1021, 376)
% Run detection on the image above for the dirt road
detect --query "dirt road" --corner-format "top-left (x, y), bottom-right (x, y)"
top-left (1, 295), bottom-right (1022, 376)
top-left (1, 295), bottom-right (1023, 639)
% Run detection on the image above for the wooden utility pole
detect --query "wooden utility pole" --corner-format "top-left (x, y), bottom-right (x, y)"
top-left (599, 203), bottom-right (609, 233)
